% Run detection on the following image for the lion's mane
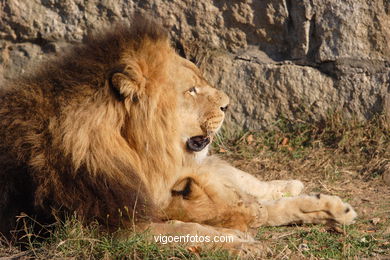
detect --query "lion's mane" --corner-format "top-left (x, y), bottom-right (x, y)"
top-left (0, 18), bottom-right (184, 235)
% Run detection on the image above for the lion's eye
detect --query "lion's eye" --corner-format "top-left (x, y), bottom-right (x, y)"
top-left (188, 87), bottom-right (197, 96)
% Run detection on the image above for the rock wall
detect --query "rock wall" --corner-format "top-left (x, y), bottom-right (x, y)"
top-left (1, 0), bottom-right (389, 129)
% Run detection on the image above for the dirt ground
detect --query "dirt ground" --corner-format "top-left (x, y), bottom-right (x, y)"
top-left (221, 141), bottom-right (390, 259)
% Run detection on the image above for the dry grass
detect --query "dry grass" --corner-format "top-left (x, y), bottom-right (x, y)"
top-left (1, 113), bottom-right (389, 259)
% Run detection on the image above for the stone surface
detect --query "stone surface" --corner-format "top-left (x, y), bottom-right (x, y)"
top-left (1, 0), bottom-right (389, 129)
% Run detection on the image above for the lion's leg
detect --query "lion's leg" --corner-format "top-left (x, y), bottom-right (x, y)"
top-left (262, 194), bottom-right (357, 226)
top-left (207, 158), bottom-right (304, 200)
top-left (142, 221), bottom-right (265, 257)
top-left (242, 177), bottom-right (305, 201)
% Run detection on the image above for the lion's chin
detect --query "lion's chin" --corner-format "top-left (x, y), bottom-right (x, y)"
top-left (186, 135), bottom-right (210, 152)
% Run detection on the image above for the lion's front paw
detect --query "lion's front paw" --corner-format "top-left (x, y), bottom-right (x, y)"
top-left (314, 194), bottom-right (357, 225)
top-left (264, 180), bottom-right (305, 200)
top-left (283, 180), bottom-right (304, 197)
top-left (264, 193), bottom-right (357, 226)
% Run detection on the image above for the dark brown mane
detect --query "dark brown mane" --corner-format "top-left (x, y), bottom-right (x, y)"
top-left (27, 17), bottom-right (168, 93)
top-left (0, 17), bottom-right (171, 238)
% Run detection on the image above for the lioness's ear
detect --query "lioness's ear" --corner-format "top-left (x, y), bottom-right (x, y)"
top-left (108, 64), bottom-right (145, 102)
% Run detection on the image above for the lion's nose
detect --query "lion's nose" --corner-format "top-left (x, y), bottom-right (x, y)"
top-left (220, 105), bottom-right (229, 112)
top-left (186, 135), bottom-right (211, 152)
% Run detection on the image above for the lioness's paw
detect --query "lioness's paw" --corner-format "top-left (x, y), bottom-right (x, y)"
top-left (313, 194), bottom-right (357, 225)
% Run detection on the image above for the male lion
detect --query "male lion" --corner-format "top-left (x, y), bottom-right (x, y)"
top-left (0, 18), bottom-right (356, 255)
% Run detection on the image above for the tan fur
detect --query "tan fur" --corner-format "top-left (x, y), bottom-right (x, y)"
top-left (0, 18), bottom-right (356, 256)
top-left (163, 157), bottom-right (357, 230)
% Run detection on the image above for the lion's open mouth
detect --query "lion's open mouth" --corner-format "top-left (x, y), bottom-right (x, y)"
top-left (186, 135), bottom-right (210, 152)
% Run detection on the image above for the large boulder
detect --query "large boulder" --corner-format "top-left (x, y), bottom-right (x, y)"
top-left (1, 0), bottom-right (389, 129)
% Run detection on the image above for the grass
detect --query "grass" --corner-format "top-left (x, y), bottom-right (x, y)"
top-left (213, 113), bottom-right (389, 181)
top-left (255, 223), bottom-right (389, 259)
top-left (1, 113), bottom-right (389, 259)
top-left (2, 215), bottom-right (231, 259)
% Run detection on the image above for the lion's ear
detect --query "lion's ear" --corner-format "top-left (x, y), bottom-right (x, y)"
top-left (171, 177), bottom-right (193, 199)
top-left (109, 65), bottom-right (145, 102)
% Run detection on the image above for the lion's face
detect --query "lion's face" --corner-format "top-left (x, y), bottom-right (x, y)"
top-left (172, 56), bottom-right (229, 155)
top-left (108, 39), bottom-right (228, 166)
